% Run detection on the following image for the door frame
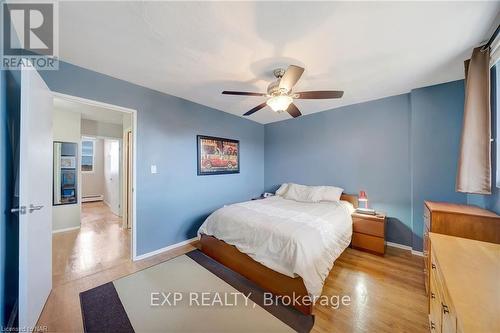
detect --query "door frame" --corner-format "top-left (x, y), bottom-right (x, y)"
top-left (52, 92), bottom-right (139, 260)
top-left (124, 130), bottom-right (133, 230)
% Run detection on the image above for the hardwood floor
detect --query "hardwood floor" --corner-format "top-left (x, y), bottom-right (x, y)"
top-left (38, 242), bottom-right (197, 332)
top-left (52, 201), bottom-right (131, 287)
top-left (40, 236), bottom-right (428, 332)
top-left (312, 247), bottom-right (428, 333)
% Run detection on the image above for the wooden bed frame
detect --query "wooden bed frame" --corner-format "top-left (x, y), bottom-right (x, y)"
top-left (200, 194), bottom-right (358, 315)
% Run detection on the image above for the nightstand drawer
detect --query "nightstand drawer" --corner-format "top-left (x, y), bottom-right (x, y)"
top-left (352, 232), bottom-right (385, 254)
top-left (352, 217), bottom-right (385, 237)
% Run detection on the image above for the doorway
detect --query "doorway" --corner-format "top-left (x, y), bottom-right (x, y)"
top-left (51, 94), bottom-right (136, 286)
top-left (13, 66), bottom-right (137, 329)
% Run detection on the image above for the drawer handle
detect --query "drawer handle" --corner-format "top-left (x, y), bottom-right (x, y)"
top-left (442, 303), bottom-right (449, 314)
top-left (431, 292), bottom-right (435, 299)
top-left (431, 263), bottom-right (436, 269)
top-left (430, 321), bottom-right (436, 330)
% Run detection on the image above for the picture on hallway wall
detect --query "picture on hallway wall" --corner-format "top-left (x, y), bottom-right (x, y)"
top-left (197, 135), bottom-right (239, 175)
top-left (60, 156), bottom-right (76, 169)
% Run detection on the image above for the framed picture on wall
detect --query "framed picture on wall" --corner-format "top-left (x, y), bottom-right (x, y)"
top-left (197, 135), bottom-right (239, 175)
top-left (60, 156), bottom-right (76, 169)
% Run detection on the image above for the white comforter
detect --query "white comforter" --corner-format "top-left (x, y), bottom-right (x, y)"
top-left (198, 196), bottom-right (354, 299)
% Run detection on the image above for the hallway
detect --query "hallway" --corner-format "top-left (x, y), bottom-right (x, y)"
top-left (52, 202), bottom-right (131, 287)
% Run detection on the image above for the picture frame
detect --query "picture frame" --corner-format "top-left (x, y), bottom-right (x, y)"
top-left (60, 156), bottom-right (76, 169)
top-left (197, 135), bottom-right (240, 175)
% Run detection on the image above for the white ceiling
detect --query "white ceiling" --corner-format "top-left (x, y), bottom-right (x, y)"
top-left (58, 1), bottom-right (499, 124)
top-left (53, 97), bottom-right (124, 125)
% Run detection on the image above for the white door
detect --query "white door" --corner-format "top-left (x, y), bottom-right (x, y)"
top-left (18, 65), bottom-right (53, 328)
top-left (104, 139), bottom-right (120, 215)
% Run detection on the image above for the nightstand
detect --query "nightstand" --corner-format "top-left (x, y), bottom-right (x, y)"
top-left (351, 212), bottom-right (386, 255)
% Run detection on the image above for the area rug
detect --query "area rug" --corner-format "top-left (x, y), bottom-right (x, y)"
top-left (80, 250), bottom-right (314, 333)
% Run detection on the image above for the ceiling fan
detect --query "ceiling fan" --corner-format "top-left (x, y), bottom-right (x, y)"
top-left (222, 65), bottom-right (344, 118)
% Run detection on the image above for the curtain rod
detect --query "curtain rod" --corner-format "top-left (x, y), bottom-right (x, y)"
top-left (481, 24), bottom-right (500, 51)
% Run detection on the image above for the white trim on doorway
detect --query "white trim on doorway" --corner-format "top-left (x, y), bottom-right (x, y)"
top-left (51, 92), bottom-right (139, 260)
top-left (52, 226), bottom-right (80, 234)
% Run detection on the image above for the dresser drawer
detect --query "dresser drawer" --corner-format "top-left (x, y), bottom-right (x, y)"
top-left (429, 271), bottom-right (442, 333)
top-left (352, 216), bottom-right (385, 237)
top-left (430, 247), bottom-right (457, 333)
top-left (352, 233), bottom-right (385, 254)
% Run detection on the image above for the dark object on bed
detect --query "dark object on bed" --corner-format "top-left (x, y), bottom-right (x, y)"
top-left (200, 194), bottom-right (358, 315)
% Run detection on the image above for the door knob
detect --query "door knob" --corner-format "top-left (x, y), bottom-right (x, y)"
top-left (29, 204), bottom-right (44, 213)
top-left (11, 206), bottom-right (26, 214)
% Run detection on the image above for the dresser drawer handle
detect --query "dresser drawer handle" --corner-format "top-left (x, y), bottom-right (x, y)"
top-left (431, 263), bottom-right (436, 269)
top-left (442, 303), bottom-right (449, 314)
top-left (430, 321), bottom-right (436, 330)
top-left (431, 292), bottom-right (435, 299)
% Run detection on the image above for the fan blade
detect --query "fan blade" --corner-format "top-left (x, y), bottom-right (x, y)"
top-left (286, 103), bottom-right (302, 118)
top-left (295, 91), bottom-right (344, 99)
top-left (279, 65), bottom-right (305, 91)
top-left (243, 102), bottom-right (267, 116)
top-left (222, 91), bottom-right (266, 96)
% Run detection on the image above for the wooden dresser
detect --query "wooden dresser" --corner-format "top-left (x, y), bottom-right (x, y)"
top-left (429, 233), bottom-right (500, 333)
top-left (351, 212), bottom-right (386, 255)
top-left (423, 201), bottom-right (500, 294)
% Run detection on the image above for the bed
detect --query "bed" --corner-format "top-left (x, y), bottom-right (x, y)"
top-left (198, 191), bottom-right (357, 315)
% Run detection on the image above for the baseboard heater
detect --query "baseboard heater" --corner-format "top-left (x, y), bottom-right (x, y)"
top-left (82, 195), bottom-right (104, 202)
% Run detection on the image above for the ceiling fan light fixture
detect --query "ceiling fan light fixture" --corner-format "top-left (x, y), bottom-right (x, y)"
top-left (266, 95), bottom-right (293, 112)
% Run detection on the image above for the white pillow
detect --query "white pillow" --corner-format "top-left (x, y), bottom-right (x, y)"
top-left (318, 186), bottom-right (344, 202)
top-left (283, 183), bottom-right (322, 203)
top-left (275, 183), bottom-right (289, 196)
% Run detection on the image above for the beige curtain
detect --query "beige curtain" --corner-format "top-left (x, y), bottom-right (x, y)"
top-left (456, 47), bottom-right (491, 194)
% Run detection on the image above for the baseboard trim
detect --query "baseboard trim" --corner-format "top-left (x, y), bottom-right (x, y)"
top-left (385, 241), bottom-right (412, 251)
top-left (52, 226), bottom-right (80, 234)
top-left (134, 237), bottom-right (198, 261)
top-left (385, 241), bottom-right (423, 256)
top-left (82, 195), bottom-right (104, 202)
top-left (411, 250), bottom-right (424, 257)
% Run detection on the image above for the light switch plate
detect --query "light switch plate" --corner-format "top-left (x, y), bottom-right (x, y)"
top-left (151, 165), bottom-right (157, 174)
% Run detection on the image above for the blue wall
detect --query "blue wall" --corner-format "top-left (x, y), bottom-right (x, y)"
top-left (265, 94), bottom-right (413, 246)
top-left (40, 62), bottom-right (265, 255)
top-left (265, 80), bottom-right (471, 251)
top-left (410, 81), bottom-right (467, 250)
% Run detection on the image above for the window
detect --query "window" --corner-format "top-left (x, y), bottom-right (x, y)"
top-left (81, 138), bottom-right (95, 172)
top-left (495, 64), bottom-right (500, 188)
